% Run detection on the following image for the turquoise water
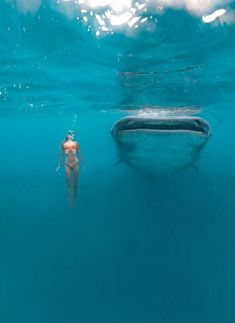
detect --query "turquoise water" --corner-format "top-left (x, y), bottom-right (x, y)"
top-left (1, 1), bottom-right (235, 322)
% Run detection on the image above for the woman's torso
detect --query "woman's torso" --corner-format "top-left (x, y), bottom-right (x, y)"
top-left (63, 141), bottom-right (78, 163)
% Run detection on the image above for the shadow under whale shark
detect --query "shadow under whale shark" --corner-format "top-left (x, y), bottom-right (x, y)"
top-left (111, 115), bottom-right (211, 174)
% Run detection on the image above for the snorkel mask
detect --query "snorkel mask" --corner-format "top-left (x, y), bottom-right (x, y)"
top-left (66, 130), bottom-right (74, 136)
top-left (65, 130), bottom-right (75, 140)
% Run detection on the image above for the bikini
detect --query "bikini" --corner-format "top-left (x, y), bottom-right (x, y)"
top-left (63, 142), bottom-right (78, 169)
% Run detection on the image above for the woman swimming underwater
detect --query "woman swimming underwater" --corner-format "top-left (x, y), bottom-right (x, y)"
top-left (56, 130), bottom-right (82, 206)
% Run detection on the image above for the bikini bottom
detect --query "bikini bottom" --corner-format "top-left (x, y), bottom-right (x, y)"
top-left (65, 161), bottom-right (78, 169)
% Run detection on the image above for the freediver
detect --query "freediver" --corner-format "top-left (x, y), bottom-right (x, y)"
top-left (56, 130), bottom-right (82, 206)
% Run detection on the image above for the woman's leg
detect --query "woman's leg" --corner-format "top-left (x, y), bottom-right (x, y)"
top-left (73, 163), bottom-right (79, 198)
top-left (65, 164), bottom-right (73, 206)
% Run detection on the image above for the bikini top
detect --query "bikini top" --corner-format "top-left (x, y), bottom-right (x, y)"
top-left (63, 141), bottom-right (77, 152)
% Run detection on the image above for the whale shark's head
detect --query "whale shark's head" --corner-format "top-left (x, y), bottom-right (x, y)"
top-left (111, 115), bottom-right (211, 174)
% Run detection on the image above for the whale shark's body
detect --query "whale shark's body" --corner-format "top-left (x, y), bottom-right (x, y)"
top-left (111, 115), bottom-right (211, 174)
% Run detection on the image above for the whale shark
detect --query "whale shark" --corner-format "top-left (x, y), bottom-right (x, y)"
top-left (111, 115), bottom-right (211, 174)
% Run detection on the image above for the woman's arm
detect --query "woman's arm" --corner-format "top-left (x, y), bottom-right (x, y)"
top-left (56, 145), bottom-right (64, 172)
top-left (76, 143), bottom-right (85, 165)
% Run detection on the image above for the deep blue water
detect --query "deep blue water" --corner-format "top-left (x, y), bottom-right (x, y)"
top-left (1, 1), bottom-right (235, 323)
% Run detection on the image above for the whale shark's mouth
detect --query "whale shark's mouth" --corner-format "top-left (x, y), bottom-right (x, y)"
top-left (111, 116), bottom-right (211, 174)
top-left (111, 116), bottom-right (211, 136)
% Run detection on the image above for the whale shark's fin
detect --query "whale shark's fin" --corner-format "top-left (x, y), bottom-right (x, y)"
top-left (113, 159), bottom-right (123, 166)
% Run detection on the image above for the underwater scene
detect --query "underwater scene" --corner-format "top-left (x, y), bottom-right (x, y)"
top-left (1, 0), bottom-right (235, 322)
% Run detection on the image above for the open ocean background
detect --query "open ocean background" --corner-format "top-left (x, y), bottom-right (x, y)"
top-left (0, 1), bottom-right (235, 322)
